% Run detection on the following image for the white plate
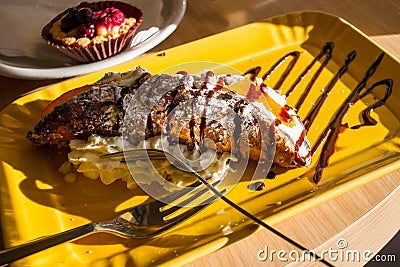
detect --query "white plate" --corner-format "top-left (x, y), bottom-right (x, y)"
top-left (0, 0), bottom-right (186, 79)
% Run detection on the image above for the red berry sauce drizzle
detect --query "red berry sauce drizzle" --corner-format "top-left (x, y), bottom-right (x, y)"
top-left (244, 42), bottom-right (393, 184)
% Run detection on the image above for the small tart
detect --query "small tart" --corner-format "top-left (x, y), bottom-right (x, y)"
top-left (50, 15), bottom-right (137, 48)
top-left (42, 1), bottom-right (143, 62)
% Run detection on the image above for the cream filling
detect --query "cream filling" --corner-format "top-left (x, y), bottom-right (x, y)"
top-left (252, 78), bottom-right (311, 164)
top-left (59, 135), bottom-right (233, 189)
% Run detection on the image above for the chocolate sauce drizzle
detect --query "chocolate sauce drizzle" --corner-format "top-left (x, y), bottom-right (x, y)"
top-left (303, 50), bottom-right (357, 131)
top-left (188, 71), bottom-right (221, 153)
top-left (311, 53), bottom-right (392, 183)
top-left (244, 66), bottom-right (261, 82)
top-left (248, 181), bottom-right (266, 191)
top-left (285, 42), bottom-right (334, 101)
top-left (294, 42), bottom-right (334, 110)
top-left (262, 51), bottom-right (300, 90)
top-left (350, 79), bottom-right (393, 129)
top-left (244, 42), bottom-right (393, 184)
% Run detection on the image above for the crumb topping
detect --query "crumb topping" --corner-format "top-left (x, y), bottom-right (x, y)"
top-left (50, 17), bottom-right (136, 47)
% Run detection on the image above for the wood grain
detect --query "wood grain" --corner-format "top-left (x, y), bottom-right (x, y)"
top-left (185, 173), bottom-right (399, 267)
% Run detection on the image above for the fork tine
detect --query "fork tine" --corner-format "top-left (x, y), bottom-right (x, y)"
top-left (101, 149), bottom-right (167, 161)
top-left (159, 178), bottom-right (210, 204)
top-left (102, 148), bottom-right (220, 207)
top-left (101, 149), bottom-right (191, 171)
top-left (122, 150), bottom-right (188, 170)
top-left (162, 180), bottom-right (222, 213)
top-left (100, 151), bottom-right (124, 159)
top-left (162, 188), bottom-right (228, 222)
top-left (122, 156), bottom-right (167, 162)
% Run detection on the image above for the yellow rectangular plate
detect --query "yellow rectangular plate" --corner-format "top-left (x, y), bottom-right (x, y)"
top-left (1, 11), bottom-right (400, 266)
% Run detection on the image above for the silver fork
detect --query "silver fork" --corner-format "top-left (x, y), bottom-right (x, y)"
top-left (1, 148), bottom-right (333, 266)
top-left (0, 158), bottom-right (225, 266)
top-left (110, 149), bottom-right (334, 267)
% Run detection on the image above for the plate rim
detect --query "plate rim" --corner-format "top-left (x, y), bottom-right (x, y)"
top-left (0, 0), bottom-right (187, 80)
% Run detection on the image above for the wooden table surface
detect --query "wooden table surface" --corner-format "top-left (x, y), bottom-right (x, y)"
top-left (1, 0), bottom-right (399, 266)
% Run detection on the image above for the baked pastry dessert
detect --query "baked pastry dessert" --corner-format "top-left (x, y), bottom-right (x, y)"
top-left (41, 1), bottom-right (143, 62)
top-left (27, 67), bottom-right (311, 188)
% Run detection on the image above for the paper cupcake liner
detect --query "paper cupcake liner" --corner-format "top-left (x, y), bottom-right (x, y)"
top-left (42, 1), bottom-right (143, 63)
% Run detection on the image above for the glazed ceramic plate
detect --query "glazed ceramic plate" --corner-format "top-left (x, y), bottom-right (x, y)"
top-left (0, 0), bottom-right (186, 79)
top-left (1, 12), bottom-right (400, 267)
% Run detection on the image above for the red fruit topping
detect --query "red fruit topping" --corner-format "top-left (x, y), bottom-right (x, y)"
top-left (94, 7), bottom-right (125, 36)
top-left (77, 23), bottom-right (96, 39)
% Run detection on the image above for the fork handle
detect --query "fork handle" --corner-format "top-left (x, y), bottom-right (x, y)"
top-left (0, 223), bottom-right (95, 265)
